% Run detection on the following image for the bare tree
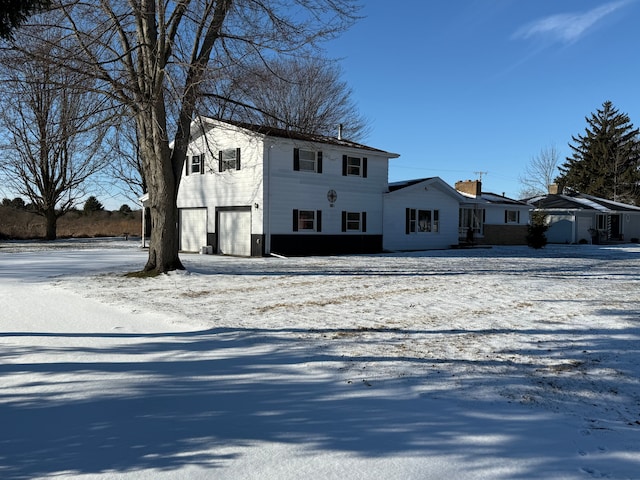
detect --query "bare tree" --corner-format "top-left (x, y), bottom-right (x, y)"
top-left (204, 56), bottom-right (370, 141)
top-left (24, 0), bottom-right (360, 272)
top-left (0, 34), bottom-right (111, 240)
top-left (518, 145), bottom-right (560, 198)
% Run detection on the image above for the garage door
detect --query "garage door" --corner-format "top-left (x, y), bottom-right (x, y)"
top-left (179, 208), bottom-right (207, 252)
top-left (218, 210), bottom-right (251, 256)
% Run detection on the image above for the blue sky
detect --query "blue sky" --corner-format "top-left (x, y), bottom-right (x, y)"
top-left (324, 0), bottom-right (640, 198)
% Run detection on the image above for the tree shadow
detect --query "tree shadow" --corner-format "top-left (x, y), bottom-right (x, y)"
top-left (1, 323), bottom-right (639, 479)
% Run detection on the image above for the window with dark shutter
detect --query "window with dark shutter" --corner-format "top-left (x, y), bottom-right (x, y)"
top-left (293, 148), bottom-right (300, 171)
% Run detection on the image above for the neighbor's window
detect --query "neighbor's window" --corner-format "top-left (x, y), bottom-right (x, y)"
top-left (407, 208), bottom-right (439, 233)
top-left (342, 211), bottom-right (367, 232)
top-left (505, 210), bottom-right (520, 224)
top-left (342, 155), bottom-right (368, 177)
top-left (293, 209), bottom-right (322, 232)
top-left (219, 148), bottom-right (241, 171)
top-left (597, 214), bottom-right (607, 230)
top-left (294, 148), bottom-right (323, 173)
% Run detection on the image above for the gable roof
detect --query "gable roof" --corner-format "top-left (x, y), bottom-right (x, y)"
top-left (387, 177), bottom-right (465, 201)
top-left (458, 190), bottom-right (530, 207)
top-left (193, 117), bottom-right (400, 157)
top-left (527, 192), bottom-right (640, 212)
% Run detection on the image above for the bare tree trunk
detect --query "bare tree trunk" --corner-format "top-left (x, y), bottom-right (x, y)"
top-left (44, 207), bottom-right (57, 240)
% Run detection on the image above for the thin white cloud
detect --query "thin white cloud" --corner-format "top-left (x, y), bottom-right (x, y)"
top-left (514, 0), bottom-right (632, 44)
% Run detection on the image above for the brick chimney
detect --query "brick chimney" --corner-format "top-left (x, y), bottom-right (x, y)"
top-left (455, 180), bottom-right (482, 197)
top-left (548, 183), bottom-right (560, 194)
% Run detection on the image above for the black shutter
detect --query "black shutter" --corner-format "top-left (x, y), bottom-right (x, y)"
top-left (362, 157), bottom-right (368, 178)
top-left (317, 151), bottom-right (323, 173)
top-left (504, 210), bottom-right (508, 224)
top-left (316, 210), bottom-right (322, 232)
top-left (405, 208), bottom-right (411, 234)
top-left (236, 148), bottom-right (241, 170)
top-left (342, 155), bottom-right (347, 176)
top-left (517, 211), bottom-right (520, 223)
top-left (293, 148), bottom-right (300, 171)
top-left (218, 151), bottom-right (223, 172)
top-left (342, 211), bottom-right (347, 232)
top-left (185, 157), bottom-right (190, 176)
top-left (293, 209), bottom-right (299, 232)
top-left (362, 212), bottom-right (367, 232)
top-left (200, 155), bottom-right (205, 175)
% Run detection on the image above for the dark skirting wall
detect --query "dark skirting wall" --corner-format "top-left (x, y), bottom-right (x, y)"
top-left (270, 234), bottom-right (383, 256)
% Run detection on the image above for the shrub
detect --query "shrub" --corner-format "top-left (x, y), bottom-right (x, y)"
top-left (526, 212), bottom-right (548, 249)
top-left (119, 203), bottom-right (132, 213)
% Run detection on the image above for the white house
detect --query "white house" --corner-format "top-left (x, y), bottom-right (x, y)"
top-left (455, 180), bottom-right (531, 245)
top-left (176, 117), bottom-right (400, 256)
top-left (527, 186), bottom-right (640, 244)
top-left (382, 177), bottom-right (464, 251)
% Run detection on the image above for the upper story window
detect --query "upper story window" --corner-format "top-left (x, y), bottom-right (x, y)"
top-left (406, 208), bottom-right (439, 234)
top-left (293, 209), bottom-right (322, 232)
top-left (294, 148), bottom-right (323, 173)
top-left (186, 154), bottom-right (204, 176)
top-left (219, 148), bottom-right (241, 172)
top-left (342, 155), bottom-right (368, 177)
top-left (505, 210), bottom-right (520, 224)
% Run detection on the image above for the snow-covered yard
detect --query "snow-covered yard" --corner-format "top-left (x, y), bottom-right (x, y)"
top-left (1, 239), bottom-right (639, 479)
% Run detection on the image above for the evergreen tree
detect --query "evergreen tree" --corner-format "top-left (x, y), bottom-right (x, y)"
top-left (83, 196), bottom-right (104, 213)
top-left (0, 0), bottom-right (50, 39)
top-left (557, 101), bottom-right (640, 204)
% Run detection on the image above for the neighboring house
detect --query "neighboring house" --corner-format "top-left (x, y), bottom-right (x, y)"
top-left (527, 185), bottom-right (640, 244)
top-left (455, 180), bottom-right (531, 245)
top-left (383, 177), bottom-right (464, 251)
top-left (176, 117), bottom-right (399, 256)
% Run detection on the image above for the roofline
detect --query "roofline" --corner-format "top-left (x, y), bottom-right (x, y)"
top-left (193, 116), bottom-right (400, 158)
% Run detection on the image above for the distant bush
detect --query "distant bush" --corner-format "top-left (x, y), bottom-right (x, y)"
top-left (119, 204), bottom-right (132, 213)
top-left (2, 197), bottom-right (26, 209)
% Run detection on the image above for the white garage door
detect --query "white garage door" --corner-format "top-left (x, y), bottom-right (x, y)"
top-left (218, 210), bottom-right (251, 256)
top-left (180, 208), bottom-right (207, 252)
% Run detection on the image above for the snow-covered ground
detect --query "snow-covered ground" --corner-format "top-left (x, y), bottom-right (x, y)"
top-left (1, 238), bottom-right (639, 479)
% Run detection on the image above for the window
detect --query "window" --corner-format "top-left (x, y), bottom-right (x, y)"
top-left (342, 211), bottom-right (367, 232)
top-left (191, 154), bottom-right (203, 174)
top-left (505, 210), bottom-right (520, 224)
top-left (342, 155), bottom-right (368, 177)
top-left (218, 148), bottom-right (241, 172)
top-left (294, 148), bottom-right (323, 173)
top-left (406, 208), bottom-right (439, 234)
top-left (293, 209), bottom-right (322, 232)
top-left (597, 214), bottom-right (607, 230)
top-left (459, 208), bottom-right (484, 235)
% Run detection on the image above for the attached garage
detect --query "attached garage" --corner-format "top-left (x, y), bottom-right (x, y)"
top-left (217, 207), bottom-right (252, 256)
top-left (179, 208), bottom-right (207, 252)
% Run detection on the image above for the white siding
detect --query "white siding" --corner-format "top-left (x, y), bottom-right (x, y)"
top-left (383, 180), bottom-right (460, 251)
top-left (266, 140), bottom-right (388, 236)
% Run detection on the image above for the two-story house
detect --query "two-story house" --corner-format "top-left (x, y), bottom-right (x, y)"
top-left (176, 117), bottom-right (400, 256)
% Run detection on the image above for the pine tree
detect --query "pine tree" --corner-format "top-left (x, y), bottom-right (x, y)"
top-left (558, 101), bottom-right (640, 204)
top-left (0, 0), bottom-right (50, 39)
